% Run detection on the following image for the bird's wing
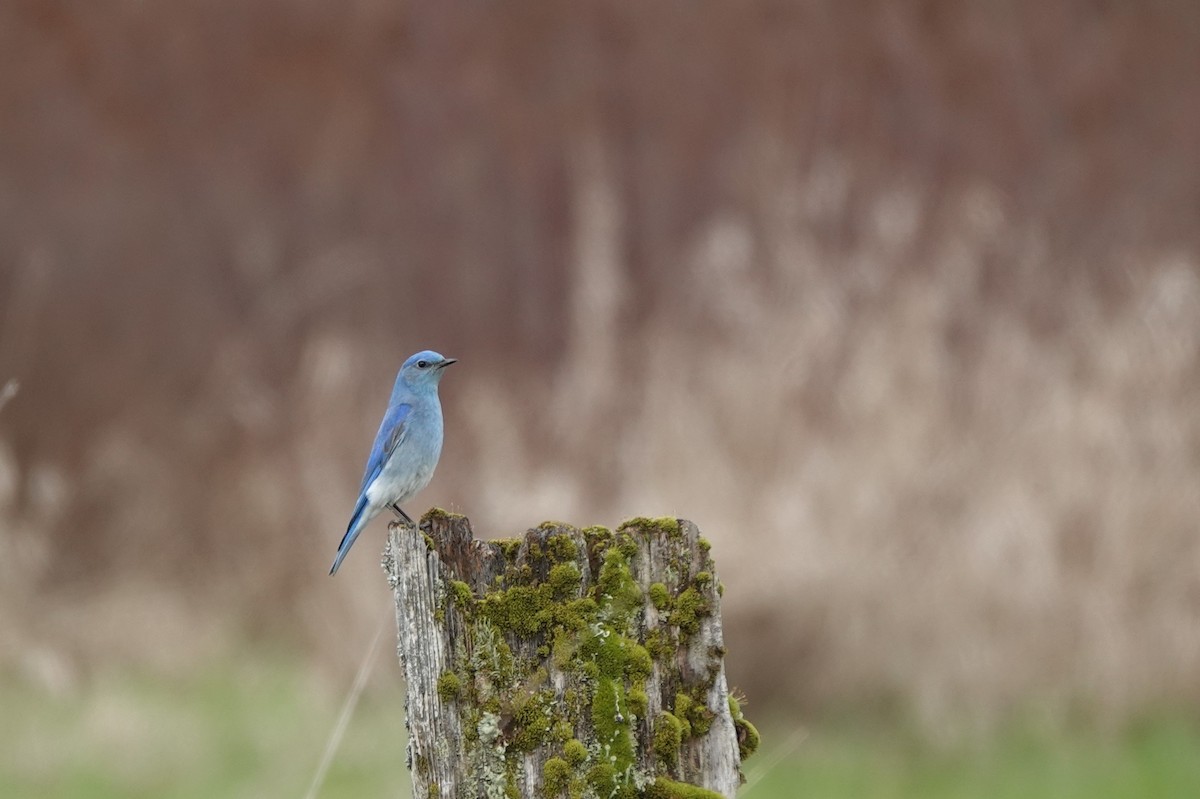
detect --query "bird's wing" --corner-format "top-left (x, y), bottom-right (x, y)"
top-left (358, 402), bottom-right (413, 494)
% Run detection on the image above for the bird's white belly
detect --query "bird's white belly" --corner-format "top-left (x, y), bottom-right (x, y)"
top-left (365, 459), bottom-right (435, 509)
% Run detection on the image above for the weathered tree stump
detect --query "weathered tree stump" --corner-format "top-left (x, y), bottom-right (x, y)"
top-left (384, 511), bottom-right (759, 799)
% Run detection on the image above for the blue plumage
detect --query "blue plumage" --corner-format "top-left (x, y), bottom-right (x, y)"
top-left (329, 350), bottom-right (456, 575)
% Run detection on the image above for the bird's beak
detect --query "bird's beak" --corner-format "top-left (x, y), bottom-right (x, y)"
top-left (438, 358), bottom-right (458, 369)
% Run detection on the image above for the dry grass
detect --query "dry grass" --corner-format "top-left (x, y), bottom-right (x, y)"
top-left (0, 0), bottom-right (1198, 732)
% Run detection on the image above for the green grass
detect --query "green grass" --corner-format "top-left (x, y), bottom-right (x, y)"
top-left (1, 656), bottom-right (410, 799)
top-left (4, 657), bottom-right (1200, 798)
top-left (748, 715), bottom-right (1200, 799)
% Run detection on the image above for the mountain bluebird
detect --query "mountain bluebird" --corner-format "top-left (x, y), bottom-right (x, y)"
top-left (329, 350), bottom-right (456, 575)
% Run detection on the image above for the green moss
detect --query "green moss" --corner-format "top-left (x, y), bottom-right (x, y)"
top-left (673, 587), bottom-right (710, 636)
top-left (438, 515), bottom-right (740, 799)
top-left (672, 694), bottom-right (694, 738)
top-left (427, 782), bottom-right (440, 799)
top-left (422, 507), bottom-right (464, 525)
top-left (542, 757), bottom-right (572, 797)
top-left (688, 708), bottom-right (713, 737)
top-left (563, 738), bottom-right (588, 766)
top-left (586, 763), bottom-right (615, 793)
top-left (551, 719), bottom-right (574, 743)
top-left (546, 533), bottom-right (579, 562)
top-left (590, 677), bottom-right (634, 778)
top-left (625, 643), bottom-right (652, 681)
top-left (644, 777), bottom-right (725, 799)
top-left (582, 625), bottom-right (646, 686)
top-left (548, 562), bottom-right (582, 598)
top-left (552, 630), bottom-right (578, 669)
top-left (648, 582), bottom-right (671, 611)
top-left (618, 516), bottom-right (681, 538)
top-left (448, 580), bottom-right (475, 611)
top-left (571, 536), bottom-right (657, 795)
top-left (557, 598), bottom-right (596, 630)
top-left (436, 671), bottom-right (462, 703)
top-left (582, 525), bottom-right (613, 545)
top-left (480, 585), bottom-right (545, 637)
top-left (511, 691), bottom-right (555, 752)
top-left (480, 560), bottom-right (592, 639)
top-left (597, 548), bottom-right (643, 615)
top-left (644, 629), bottom-right (672, 661)
top-left (728, 695), bottom-right (760, 760)
top-left (735, 715), bottom-right (760, 760)
top-left (422, 533), bottom-right (437, 550)
top-left (665, 687), bottom-right (717, 738)
top-left (697, 537), bottom-right (711, 555)
top-left (627, 686), bottom-right (648, 720)
top-left (495, 537), bottom-right (523, 563)
top-left (653, 711), bottom-right (684, 770)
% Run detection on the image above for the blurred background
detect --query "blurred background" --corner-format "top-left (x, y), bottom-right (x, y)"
top-left (3, 1), bottom-right (1200, 796)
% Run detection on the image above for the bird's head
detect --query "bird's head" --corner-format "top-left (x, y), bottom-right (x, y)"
top-left (399, 350), bottom-right (457, 389)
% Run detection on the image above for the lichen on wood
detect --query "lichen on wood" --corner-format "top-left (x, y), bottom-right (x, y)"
top-left (384, 510), bottom-right (755, 799)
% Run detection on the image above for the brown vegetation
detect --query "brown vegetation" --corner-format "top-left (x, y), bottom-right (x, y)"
top-left (1, 1), bottom-right (1198, 730)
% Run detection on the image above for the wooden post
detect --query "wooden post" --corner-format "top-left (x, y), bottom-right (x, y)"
top-left (384, 511), bottom-right (759, 799)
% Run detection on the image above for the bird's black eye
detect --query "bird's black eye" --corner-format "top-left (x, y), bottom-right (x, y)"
top-left (417, 360), bottom-right (428, 368)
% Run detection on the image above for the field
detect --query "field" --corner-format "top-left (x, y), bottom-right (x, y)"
top-left (6, 655), bottom-right (1200, 799)
top-left (2, 4), bottom-right (1200, 797)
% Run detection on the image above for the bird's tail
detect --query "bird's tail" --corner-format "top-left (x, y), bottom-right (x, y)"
top-left (330, 494), bottom-right (372, 576)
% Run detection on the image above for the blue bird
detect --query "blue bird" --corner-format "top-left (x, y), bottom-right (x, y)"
top-left (329, 350), bottom-right (456, 575)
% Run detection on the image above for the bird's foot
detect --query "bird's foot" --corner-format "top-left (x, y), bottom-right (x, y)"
top-left (390, 503), bottom-right (416, 526)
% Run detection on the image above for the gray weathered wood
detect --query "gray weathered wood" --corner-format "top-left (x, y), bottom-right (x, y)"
top-left (384, 511), bottom-right (757, 799)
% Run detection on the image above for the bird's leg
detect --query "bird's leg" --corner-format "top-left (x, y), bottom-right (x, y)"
top-left (390, 503), bottom-right (415, 526)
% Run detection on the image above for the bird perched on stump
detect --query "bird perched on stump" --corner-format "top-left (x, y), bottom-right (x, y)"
top-left (329, 350), bottom-right (456, 575)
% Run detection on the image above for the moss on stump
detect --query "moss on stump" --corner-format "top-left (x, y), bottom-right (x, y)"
top-left (386, 511), bottom-right (756, 799)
